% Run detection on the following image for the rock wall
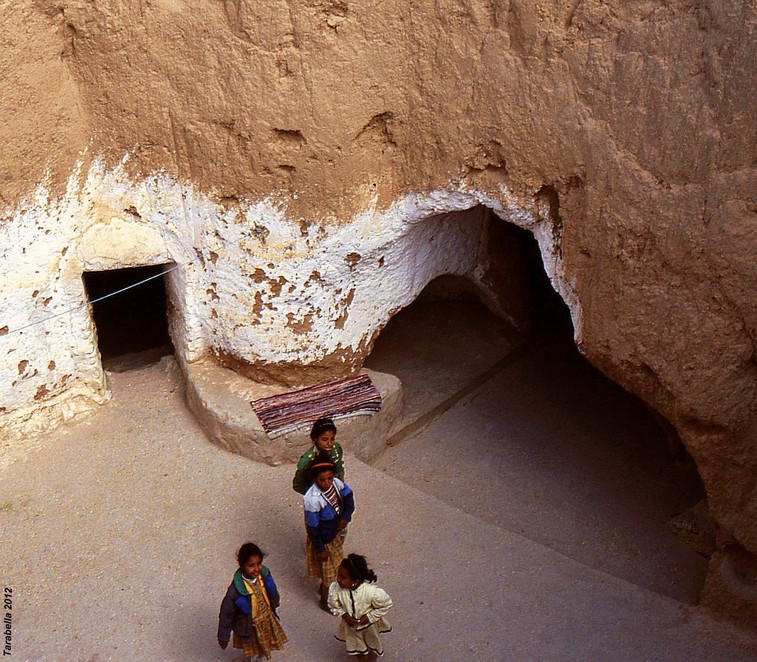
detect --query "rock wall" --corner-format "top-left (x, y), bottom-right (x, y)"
top-left (1, 0), bottom-right (755, 619)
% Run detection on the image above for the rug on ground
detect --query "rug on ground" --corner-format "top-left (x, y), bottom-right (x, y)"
top-left (250, 373), bottom-right (382, 437)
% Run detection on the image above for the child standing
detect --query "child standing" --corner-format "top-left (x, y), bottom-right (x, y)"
top-left (218, 542), bottom-right (288, 661)
top-left (292, 417), bottom-right (345, 495)
top-left (304, 454), bottom-right (355, 609)
top-left (328, 554), bottom-right (392, 659)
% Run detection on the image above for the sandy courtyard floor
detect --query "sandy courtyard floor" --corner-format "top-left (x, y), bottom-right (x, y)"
top-left (3, 298), bottom-right (757, 660)
top-left (367, 300), bottom-right (708, 603)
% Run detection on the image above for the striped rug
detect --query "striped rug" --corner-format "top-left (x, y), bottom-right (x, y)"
top-left (250, 373), bottom-right (382, 438)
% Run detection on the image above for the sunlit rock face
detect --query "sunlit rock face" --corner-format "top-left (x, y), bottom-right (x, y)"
top-left (1, 1), bottom-right (755, 621)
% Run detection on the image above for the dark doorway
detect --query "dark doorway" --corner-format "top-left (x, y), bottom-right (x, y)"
top-left (82, 264), bottom-right (174, 372)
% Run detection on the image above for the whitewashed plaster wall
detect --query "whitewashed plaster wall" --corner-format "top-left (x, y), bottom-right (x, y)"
top-left (0, 158), bottom-right (576, 441)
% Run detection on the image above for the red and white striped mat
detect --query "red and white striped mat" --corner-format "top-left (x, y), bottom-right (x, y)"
top-left (250, 373), bottom-right (382, 438)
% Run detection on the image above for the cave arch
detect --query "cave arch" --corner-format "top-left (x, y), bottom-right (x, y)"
top-left (364, 207), bottom-right (708, 603)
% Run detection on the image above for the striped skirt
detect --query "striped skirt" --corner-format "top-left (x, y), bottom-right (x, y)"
top-left (232, 580), bottom-right (287, 659)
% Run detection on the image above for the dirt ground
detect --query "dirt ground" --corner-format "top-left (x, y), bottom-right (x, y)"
top-left (3, 297), bottom-right (757, 661)
top-left (366, 298), bottom-right (707, 603)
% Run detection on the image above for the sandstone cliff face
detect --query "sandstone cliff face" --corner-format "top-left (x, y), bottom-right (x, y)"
top-left (0, 4), bottom-right (88, 204)
top-left (1, 1), bottom-right (755, 618)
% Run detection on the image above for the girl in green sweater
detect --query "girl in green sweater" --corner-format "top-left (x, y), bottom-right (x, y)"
top-left (292, 418), bottom-right (345, 494)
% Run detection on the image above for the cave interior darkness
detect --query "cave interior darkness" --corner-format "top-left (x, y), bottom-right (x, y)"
top-left (82, 264), bottom-right (174, 372)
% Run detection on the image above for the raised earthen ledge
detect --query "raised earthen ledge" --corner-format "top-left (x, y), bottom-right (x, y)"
top-left (182, 356), bottom-right (403, 466)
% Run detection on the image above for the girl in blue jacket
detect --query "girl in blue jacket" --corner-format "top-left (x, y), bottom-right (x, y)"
top-left (218, 542), bottom-right (288, 660)
top-left (303, 454), bottom-right (356, 610)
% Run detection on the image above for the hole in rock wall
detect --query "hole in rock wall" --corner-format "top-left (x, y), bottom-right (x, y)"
top-left (82, 265), bottom-right (175, 372)
top-left (365, 210), bottom-right (708, 604)
top-left (480, 207), bottom-right (574, 340)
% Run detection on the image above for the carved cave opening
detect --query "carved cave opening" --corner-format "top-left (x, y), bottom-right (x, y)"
top-left (82, 264), bottom-right (175, 372)
top-left (365, 208), bottom-right (708, 603)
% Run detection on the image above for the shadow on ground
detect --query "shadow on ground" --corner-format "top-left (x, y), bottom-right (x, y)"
top-left (365, 295), bottom-right (708, 603)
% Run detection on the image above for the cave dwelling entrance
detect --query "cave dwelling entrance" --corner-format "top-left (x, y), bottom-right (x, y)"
top-left (363, 206), bottom-right (708, 604)
top-left (82, 264), bottom-right (176, 373)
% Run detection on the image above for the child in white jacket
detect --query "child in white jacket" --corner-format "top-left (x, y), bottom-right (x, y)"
top-left (328, 553), bottom-right (393, 658)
